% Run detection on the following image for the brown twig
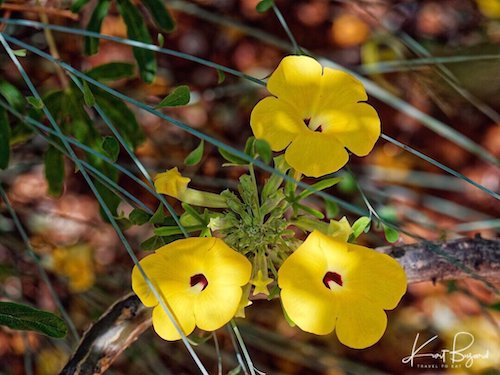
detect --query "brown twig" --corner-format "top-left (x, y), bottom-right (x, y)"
top-left (0, 4), bottom-right (80, 21)
top-left (59, 237), bottom-right (499, 374)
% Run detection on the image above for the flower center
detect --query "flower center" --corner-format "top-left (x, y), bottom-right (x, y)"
top-left (323, 271), bottom-right (343, 290)
top-left (303, 118), bottom-right (323, 132)
top-left (190, 273), bottom-right (208, 293)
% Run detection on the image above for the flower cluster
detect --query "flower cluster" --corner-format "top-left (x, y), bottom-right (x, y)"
top-left (132, 55), bottom-right (407, 349)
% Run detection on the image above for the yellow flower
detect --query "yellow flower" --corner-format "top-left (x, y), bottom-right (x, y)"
top-left (278, 230), bottom-right (406, 348)
top-left (250, 55), bottom-right (380, 177)
top-left (251, 270), bottom-right (274, 296)
top-left (50, 245), bottom-right (95, 292)
top-left (132, 237), bottom-right (252, 340)
top-left (476, 0), bottom-right (500, 18)
top-left (155, 168), bottom-right (227, 208)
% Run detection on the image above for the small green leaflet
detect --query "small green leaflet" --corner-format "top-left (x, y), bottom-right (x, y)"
top-left (101, 136), bottom-right (120, 161)
top-left (129, 208), bottom-right (151, 225)
top-left (383, 224), bottom-right (399, 243)
top-left (256, 0), bottom-right (274, 13)
top-left (86, 62), bottom-right (135, 81)
top-left (254, 139), bottom-right (272, 164)
top-left (0, 302), bottom-right (67, 338)
top-left (184, 140), bottom-right (204, 166)
top-left (218, 147), bottom-right (248, 165)
top-left (26, 96), bottom-right (44, 109)
top-left (142, 0), bottom-right (176, 32)
top-left (157, 85), bottom-right (191, 107)
top-left (44, 146), bottom-right (65, 197)
top-left (12, 49), bottom-right (27, 57)
top-left (351, 216), bottom-right (371, 239)
top-left (84, 0), bottom-right (112, 55)
top-left (71, 0), bottom-right (91, 13)
top-left (158, 33), bottom-right (165, 48)
top-left (217, 69), bottom-right (225, 84)
top-left (82, 81), bottom-right (95, 106)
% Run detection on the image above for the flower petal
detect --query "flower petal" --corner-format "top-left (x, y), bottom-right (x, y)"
top-left (321, 102), bottom-right (380, 156)
top-left (285, 132), bottom-right (349, 177)
top-left (250, 97), bottom-right (303, 151)
top-left (154, 167), bottom-right (191, 198)
top-left (316, 68), bottom-right (368, 112)
top-left (194, 284), bottom-right (243, 331)
top-left (335, 297), bottom-right (388, 349)
top-left (151, 293), bottom-right (196, 341)
top-left (267, 55), bottom-right (323, 114)
top-left (342, 243), bottom-right (407, 309)
top-left (203, 238), bottom-right (252, 286)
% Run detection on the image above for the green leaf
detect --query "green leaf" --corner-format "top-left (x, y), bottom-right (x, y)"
top-left (71, 0), bottom-right (92, 13)
top-left (244, 136), bottom-right (256, 155)
top-left (44, 146), bottom-right (65, 197)
top-left (86, 62), bottom-right (135, 82)
top-left (325, 200), bottom-right (339, 219)
top-left (94, 89), bottom-right (145, 149)
top-left (295, 177), bottom-right (343, 202)
top-left (218, 147), bottom-right (248, 165)
top-left (217, 69), bottom-right (225, 84)
top-left (26, 96), bottom-right (44, 109)
top-left (383, 224), bottom-right (399, 243)
top-left (157, 33), bottom-right (165, 48)
top-left (227, 366), bottom-right (242, 375)
top-left (85, 0), bottom-right (112, 55)
top-left (157, 85), bottom-right (190, 107)
top-left (0, 80), bottom-right (25, 112)
top-left (149, 204), bottom-right (166, 225)
top-left (0, 301), bottom-right (67, 338)
top-left (12, 49), bottom-right (27, 57)
top-left (117, 0), bottom-right (157, 83)
top-left (351, 216), bottom-right (371, 239)
top-left (489, 302), bottom-right (500, 311)
top-left (142, 0), bottom-right (176, 32)
top-left (140, 235), bottom-right (180, 251)
top-left (82, 81), bottom-right (95, 106)
top-left (256, 0), bottom-right (274, 13)
top-left (184, 140), bottom-right (204, 166)
top-left (0, 108), bottom-right (10, 169)
top-left (101, 136), bottom-right (120, 161)
top-left (154, 225), bottom-right (202, 236)
top-left (254, 139), bottom-right (272, 164)
top-left (129, 208), bottom-right (152, 225)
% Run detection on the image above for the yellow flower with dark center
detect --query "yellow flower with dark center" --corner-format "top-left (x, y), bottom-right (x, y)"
top-left (250, 55), bottom-right (380, 177)
top-left (278, 230), bottom-right (406, 349)
top-left (132, 237), bottom-right (251, 340)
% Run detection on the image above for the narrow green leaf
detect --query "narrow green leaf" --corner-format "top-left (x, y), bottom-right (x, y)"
top-left (217, 69), bottom-right (225, 84)
top-left (84, 0), bottom-right (112, 55)
top-left (71, 0), bottom-right (91, 13)
top-left (86, 62), bottom-right (135, 81)
top-left (0, 80), bottom-right (25, 111)
top-left (383, 224), bottom-right (399, 243)
top-left (218, 147), bottom-right (248, 165)
top-left (82, 81), bottom-right (95, 106)
top-left (0, 302), bottom-right (67, 338)
top-left (44, 146), bottom-right (65, 197)
top-left (12, 49), bottom-right (27, 57)
top-left (129, 208), bottom-right (152, 225)
top-left (26, 96), bottom-right (44, 109)
top-left (184, 140), bottom-right (204, 166)
top-left (254, 139), bottom-right (272, 164)
top-left (117, 0), bottom-right (157, 83)
top-left (101, 136), bottom-right (120, 161)
top-left (0, 108), bottom-right (11, 169)
top-left (244, 136), bottom-right (256, 155)
top-left (154, 225), bottom-right (202, 236)
top-left (256, 0), bottom-right (274, 13)
top-left (142, 0), bottom-right (176, 32)
top-left (157, 85), bottom-right (190, 107)
top-left (351, 216), bottom-right (371, 238)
